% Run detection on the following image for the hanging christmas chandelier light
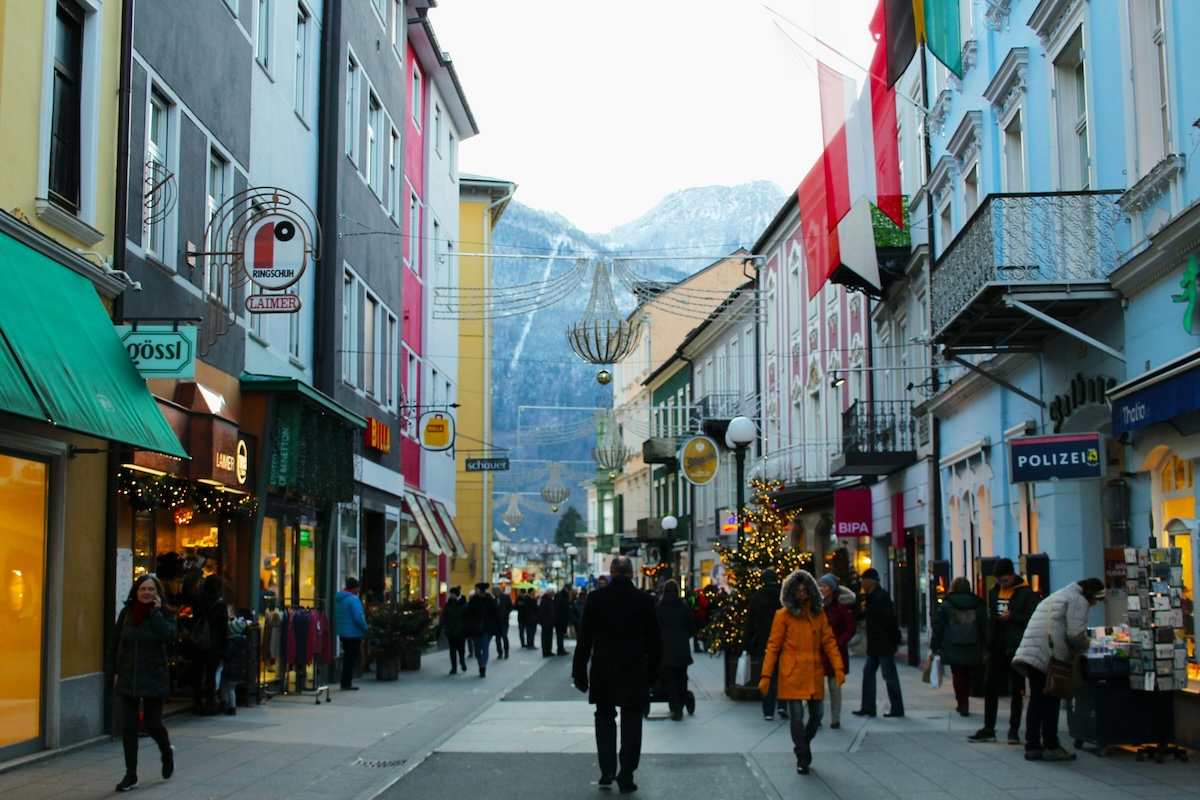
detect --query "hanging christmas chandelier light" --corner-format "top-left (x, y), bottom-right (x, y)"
top-left (501, 494), bottom-right (524, 529)
top-left (592, 411), bottom-right (629, 472)
top-left (540, 462), bottom-right (570, 509)
top-left (566, 259), bottom-right (643, 365)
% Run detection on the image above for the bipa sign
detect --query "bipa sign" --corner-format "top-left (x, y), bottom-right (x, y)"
top-left (834, 488), bottom-right (872, 537)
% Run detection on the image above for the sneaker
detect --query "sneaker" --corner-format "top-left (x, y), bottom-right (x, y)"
top-left (1024, 749), bottom-right (1043, 761)
top-left (968, 728), bottom-right (997, 742)
top-left (116, 774), bottom-right (139, 792)
top-left (764, 714), bottom-right (774, 721)
top-left (162, 744), bottom-right (175, 779)
top-left (1042, 747), bottom-right (1077, 762)
top-left (1007, 731), bottom-right (1021, 745)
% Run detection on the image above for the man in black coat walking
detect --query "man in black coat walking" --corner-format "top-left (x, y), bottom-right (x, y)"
top-left (554, 583), bottom-right (572, 655)
top-left (969, 557), bottom-right (1039, 743)
top-left (743, 568), bottom-right (786, 720)
top-left (465, 582), bottom-right (499, 677)
top-left (573, 556), bottom-right (662, 794)
top-left (492, 586), bottom-right (514, 658)
top-left (851, 568), bottom-right (905, 718)
top-left (516, 589), bottom-right (537, 649)
top-left (538, 588), bottom-right (558, 657)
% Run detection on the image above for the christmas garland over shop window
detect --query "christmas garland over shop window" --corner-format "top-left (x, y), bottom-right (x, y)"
top-left (118, 469), bottom-right (258, 521)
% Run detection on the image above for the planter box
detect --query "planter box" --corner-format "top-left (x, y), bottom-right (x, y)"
top-left (376, 656), bottom-right (401, 681)
top-left (400, 650), bottom-right (422, 671)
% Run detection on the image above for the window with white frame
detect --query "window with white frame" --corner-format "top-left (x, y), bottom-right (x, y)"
top-left (405, 350), bottom-right (419, 434)
top-left (384, 314), bottom-right (398, 409)
top-left (411, 63), bottom-right (422, 125)
top-left (391, 0), bottom-right (402, 56)
top-left (371, 0), bottom-right (385, 23)
top-left (294, 5), bottom-right (309, 119)
top-left (343, 269), bottom-right (359, 384)
top-left (1128, 0), bottom-right (1170, 178)
top-left (434, 104), bottom-right (442, 155)
top-left (408, 193), bottom-right (420, 271)
top-left (144, 89), bottom-right (173, 259)
top-left (288, 299), bottom-right (301, 359)
top-left (48, 1), bottom-right (85, 214)
top-left (963, 163), bottom-right (979, 217)
top-left (388, 127), bottom-right (399, 217)
top-left (255, 0), bottom-right (272, 71)
top-left (1054, 29), bottom-right (1089, 190)
top-left (1003, 112), bottom-right (1025, 192)
top-left (366, 91), bottom-right (382, 194)
top-left (205, 150), bottom-right (232, 306)
top-left (363, 293), bottom-right (377, 396)
top-left (448, 129), bottom-right (456, 177)
top-left (249, 283), bottom-right (265, 336)
top-left (743, 324), bottom-right (754, 397)
top-left (345, 54), bottom-right (360, 162)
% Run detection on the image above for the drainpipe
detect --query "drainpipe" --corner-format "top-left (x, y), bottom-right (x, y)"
top-left (313, 0), bottom-right (342, 393)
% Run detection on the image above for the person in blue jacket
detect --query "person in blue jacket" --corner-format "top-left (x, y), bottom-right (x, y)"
top-left (334, 577), bottom-right (369, 690)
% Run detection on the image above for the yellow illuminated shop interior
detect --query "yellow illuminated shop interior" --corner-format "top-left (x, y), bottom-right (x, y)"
top-left (1159, 454), bottom-right (1196, 674)
top-left (259, 517), bottom-right (317, 688)
top-left (0, 454), bottom-right (46, 749)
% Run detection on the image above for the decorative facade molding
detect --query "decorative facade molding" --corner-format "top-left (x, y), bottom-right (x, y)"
top-left (947, 110), bottom-right (983, 171)
top-left (927, 89), bottom-right (953, 137)
top-left (928, 155), bottom-right (958, 211)
top-left (961, 39), bottom-right (978, 76)
top-left (1028, 0), bottom-right (1080, 51)
top-left (1118, 154), bottom-right (1186, 213)
top-left (983, 48), bottom-right (1029, 122)
top-left (984, 0), bottom-right (1014, 31)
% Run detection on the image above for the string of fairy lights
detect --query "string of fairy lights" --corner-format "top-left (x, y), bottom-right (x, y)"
top-left (118, 469), bottom-right (258, 522)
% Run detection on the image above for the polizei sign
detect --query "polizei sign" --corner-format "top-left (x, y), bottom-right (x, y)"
top-left (1009, 433), bottom-right (1104, 483)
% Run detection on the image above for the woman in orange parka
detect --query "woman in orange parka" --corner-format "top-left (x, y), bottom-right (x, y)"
top-left (758, 569), bottom-right (845, 776)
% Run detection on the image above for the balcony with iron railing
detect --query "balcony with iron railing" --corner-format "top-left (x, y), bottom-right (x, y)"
top-left (831, 399), bottom-right (918, 477)
top-left (930, 192), bottom-right (1125, 356)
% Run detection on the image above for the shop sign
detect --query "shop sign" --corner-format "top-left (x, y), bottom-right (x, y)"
top-left (719, 509), bottom-right (738, 537)
top-left (365, 417), bottom-right (392, 453)
top-left (1009, 433), bottom-right (1103, 483)
top-left (116, 325), bottom-right (196, 378)
top-left (834, 488), bottom-right (872, 536)
top-left (466, 458), bottom-right (509, 471)
top-left (299, 528), bottom-right (311, 547)
top-left (679, 435), bottom-right (719, 486)
top-left (242, 215), bottom-right (307, 290)
top-left (1110, 365), bottom-right (1200, 435)
top-left (420, 411), bottom-right (454, 452)
top-left (1048, 373), bottom-right (1117, 433)
top-left (245, 293), bottom-right (301, 314)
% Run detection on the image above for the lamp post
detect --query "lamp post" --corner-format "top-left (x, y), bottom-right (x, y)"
top-left (661, 514), bottom-right (678, 582)
top-left (725, 416), bottom-right (757, 552)
top-left (551, 559), bottom-right (563, 585)
top-left (566, 545), bottom-right (578, 585)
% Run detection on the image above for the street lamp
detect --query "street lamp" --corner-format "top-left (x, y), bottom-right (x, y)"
top-left (725, 416), bottom-right (757, 552)
top-left (566, 545), bottom-right (578, 584)
top-left (661, 515), bottom-right (678, 581)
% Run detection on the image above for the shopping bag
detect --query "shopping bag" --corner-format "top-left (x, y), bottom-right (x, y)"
top-left (1044, 656), bottom-right (1075, 699)
top-left (735, 652), bottom-right (751, 684)
top-left (929, 655), bottom-right (942, 689)
top-left (921, 658), bottom-right (932, 684)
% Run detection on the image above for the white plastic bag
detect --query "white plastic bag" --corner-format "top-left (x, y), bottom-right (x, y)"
top-left (929, 654), bottom-right (943, 689)
top-left (736, 651), bottom-right (751, 684)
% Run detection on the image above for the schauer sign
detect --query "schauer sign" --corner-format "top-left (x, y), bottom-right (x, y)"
top-left (465, 458), bottom-right (509, 471)
top-left (116, 325), bottom-right (196, 378)
top-left (1009, 433), bottom-right (1104, 483)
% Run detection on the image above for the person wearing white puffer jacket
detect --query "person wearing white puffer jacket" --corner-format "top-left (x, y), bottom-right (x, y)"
top-left (1012, 578), bottom-right (1106, 762)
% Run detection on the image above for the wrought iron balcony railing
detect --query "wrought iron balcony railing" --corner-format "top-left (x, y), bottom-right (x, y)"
top-left (930, 192), bottom-right (1123, 336)
top-left (691, 391), bottom-right (746, 422)
top-left (838, 400), bottom-right (917, 455)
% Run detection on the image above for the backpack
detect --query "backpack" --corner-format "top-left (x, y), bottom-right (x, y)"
top-left (190, 615), bottom-right (214, 651)
top-left (947, 606), bottom-right (978, 646)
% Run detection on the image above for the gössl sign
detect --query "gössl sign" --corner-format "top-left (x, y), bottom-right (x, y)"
top-left (117, 325), bottom-right (196, 378)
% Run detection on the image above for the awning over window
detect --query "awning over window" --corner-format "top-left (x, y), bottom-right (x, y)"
top-left (430, 499), bottom-right (469, 558)
top-left (0, 232), bottom-right (187, 458)
top-left (404, 491), bottom-right (447, 555)
top-left (1109, 348), bottom-right (1200, 435)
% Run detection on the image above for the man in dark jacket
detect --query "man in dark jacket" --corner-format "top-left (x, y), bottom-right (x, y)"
top-left (441, 586), bottom-right (468, 674)
top-left (516, 589), bottom-right (538, 649)
top-left (554, 583), bottom-right (572, 655)
top-left (573, 556), bottom-right (662, 793)
top-left (851, 568), bottom-right (905, 718)
top-left (969, 557), bottom-right (1038, 743)
top-left (743, 569), bottom-right (786, 720)
top-left (538, 587), bottom-right (558, 657)
top-left (492, 586), bottom-right (514, 658)
top-left (465, 582), bottom-right (499, 677)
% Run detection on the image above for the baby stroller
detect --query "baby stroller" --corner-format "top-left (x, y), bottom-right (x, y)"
top-left (644, 668), bottom-right (695, 717)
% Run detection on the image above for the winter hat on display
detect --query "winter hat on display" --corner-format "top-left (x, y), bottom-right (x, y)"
top-left (818, 573), bottom-right (840, 591)
top-left (861, 568), bottom-right (881, 582)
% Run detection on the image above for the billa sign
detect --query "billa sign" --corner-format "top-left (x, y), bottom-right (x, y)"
top-left (420, 411), bottom-right (454, 452)
top-left (834, 488), bottom-right (872, 537)
top-left (365, 417), bottom-right (392, 453)
top-left (679, 435), bottom-right (719, 486)
top-left (116, 325), bottom-right (196, 378)
top-left (1009, 433), bottom-right (1103, 483)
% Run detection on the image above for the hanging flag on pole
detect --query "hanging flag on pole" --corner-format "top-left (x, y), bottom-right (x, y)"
top-left (922, 0), bottom-right (962, 78)
top-left (882, 0), bottom-right (962, 83)
top-left (882, 0), bottom-right (918, 87)
top-left (870, 3), bottom-right (904, 228)
top-left (799, 159), bottom-right (839, 299)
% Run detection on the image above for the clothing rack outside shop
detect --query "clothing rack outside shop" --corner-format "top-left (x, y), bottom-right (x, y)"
top-left (259, 601), bottom-right (333, 704)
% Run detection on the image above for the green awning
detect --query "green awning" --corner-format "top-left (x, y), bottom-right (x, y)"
top-left (0, 232), bottom-right (188, 458)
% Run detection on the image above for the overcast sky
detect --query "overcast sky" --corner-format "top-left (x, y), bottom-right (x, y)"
top-left (430, 0), bottom-right (881, 234)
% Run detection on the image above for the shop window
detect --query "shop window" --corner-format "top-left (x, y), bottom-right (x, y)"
top-left (1158, 453), bottom-right (1195, 663)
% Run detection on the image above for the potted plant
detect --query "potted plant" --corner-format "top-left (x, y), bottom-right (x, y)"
top-left (367, 599), bottom-right (437, 679)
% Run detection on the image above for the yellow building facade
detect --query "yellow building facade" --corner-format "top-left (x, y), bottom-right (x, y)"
top-left (453, 176), bottom-right (516, 592)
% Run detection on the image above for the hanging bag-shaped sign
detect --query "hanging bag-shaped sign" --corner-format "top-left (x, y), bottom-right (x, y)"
top-left (420, 411), bottom-right (455, 452)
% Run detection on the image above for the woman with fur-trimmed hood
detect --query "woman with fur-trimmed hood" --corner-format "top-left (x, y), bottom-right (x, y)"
top-left (758, 570), bottom-right (845, 775)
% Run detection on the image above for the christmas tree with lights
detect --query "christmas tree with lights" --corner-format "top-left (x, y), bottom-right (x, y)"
top-left (706, 477), bottom-right (812, 653)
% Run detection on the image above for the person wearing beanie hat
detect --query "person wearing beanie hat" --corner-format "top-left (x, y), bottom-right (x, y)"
top-left (219, 618), bottom-right (249, 715)
top-left (743, 568), bottom-right (787, 720)
top-left (968, 557), bottom-right (1038, 744)
top-left (851, 568), bottom-right (905, 718)
top-left (816, 573), bottom-right (855, 728)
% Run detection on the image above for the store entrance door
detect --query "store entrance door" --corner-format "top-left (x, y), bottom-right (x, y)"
top-left (894, 527), bottom-right (925, 667)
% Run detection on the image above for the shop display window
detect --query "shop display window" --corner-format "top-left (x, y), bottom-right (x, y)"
top-left (1158, 453), bottom-right (1195, 671)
